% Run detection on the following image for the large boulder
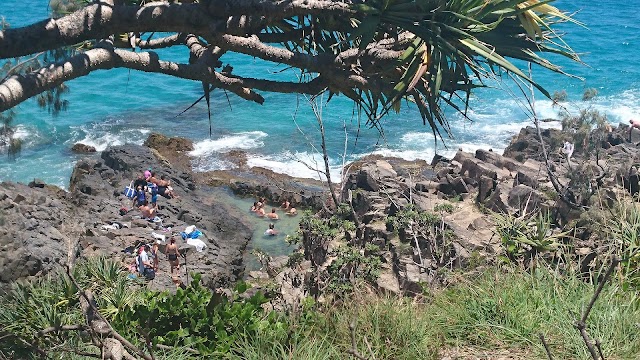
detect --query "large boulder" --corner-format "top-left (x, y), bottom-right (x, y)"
top-left (71, 143), bottom-right (97, 153)
top-left (0, 182), bottom-right (75, 284)
top-left (507, 185), bottom-right (544, 213)
top-left (144, 133), bottom-right (194, 152)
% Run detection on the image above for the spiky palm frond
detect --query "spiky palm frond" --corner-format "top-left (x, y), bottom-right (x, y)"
top-left (346, 0), bottom-right (581, 138)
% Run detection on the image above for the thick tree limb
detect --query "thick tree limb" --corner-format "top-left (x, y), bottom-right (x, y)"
top-left (137, 33), bottom-right (187, 49)
top-left (0, 2), bottom-right (213, 59)
top-left (0, 46), bottom-right (261, 110)
top-left (201, 0), bottom-right (357, 20)
top-left (0, 1), bottom-right (361, 60)
top-left (0, 40), bottom-right (397, 111)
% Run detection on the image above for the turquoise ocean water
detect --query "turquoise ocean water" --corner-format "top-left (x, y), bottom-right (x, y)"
top-left (1, 1), bottom-right (639, 188)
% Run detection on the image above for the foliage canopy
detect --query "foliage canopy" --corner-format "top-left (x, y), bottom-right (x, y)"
top-left (0, 0), bottom-right (581, 138)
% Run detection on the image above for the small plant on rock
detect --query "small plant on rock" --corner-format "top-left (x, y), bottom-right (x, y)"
top-left (494, 211), bottom-right (568, 264)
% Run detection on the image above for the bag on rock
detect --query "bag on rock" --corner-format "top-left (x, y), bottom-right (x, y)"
top-left (143, 267), bottom-right (156, 280)
top-left (123, 181), bottom-right (136, 199)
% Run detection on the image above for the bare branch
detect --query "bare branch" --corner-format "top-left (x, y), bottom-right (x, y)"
top-left (37, 324), bottom-right (86, 336)
top-left (574, 256), bottom-right (620, 360)
top-left (539, 333), bottom-right (554, 360)
top-left (346, 321), bottom-right (367, 360)
top-left (138, 33), bottom-right (187, 49)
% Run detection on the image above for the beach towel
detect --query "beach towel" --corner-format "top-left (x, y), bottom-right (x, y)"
top-left (186, 238), bottom-right (207, 252)
top-left (151, 232), bottom-right (166, 243)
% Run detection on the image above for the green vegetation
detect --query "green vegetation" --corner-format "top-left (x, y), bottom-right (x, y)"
top-left (494, 211), bottom-right (568, 262)
top-left (115, 274), bottom-right (277, 355)
top-left (2, 257), bottom-right (639, 359)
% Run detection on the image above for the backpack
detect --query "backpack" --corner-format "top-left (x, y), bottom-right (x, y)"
top-left (143, 267), bottom-right (156, 280)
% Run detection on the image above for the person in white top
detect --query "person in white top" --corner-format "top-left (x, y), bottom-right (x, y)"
top-left (562, 141), bottom-right (574, 162)
top-left (265, 223), bottom-right (278, 236)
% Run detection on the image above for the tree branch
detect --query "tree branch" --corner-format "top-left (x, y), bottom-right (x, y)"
top-left (138, 33), bottom-right (187, 49)
top-left (0, 3), bottom-right (216, 59)
top-left (201, 0), bottom-right (357, 19)
top-left (37, 324), bottom-right (86, 337)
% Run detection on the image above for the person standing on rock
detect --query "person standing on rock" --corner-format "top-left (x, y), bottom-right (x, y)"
top-left (151, 243), bottom-right (159, 272)
top-left (561, 141), bottom-right (574, 163)
top-left (166, 237), bottom-right (181, 274)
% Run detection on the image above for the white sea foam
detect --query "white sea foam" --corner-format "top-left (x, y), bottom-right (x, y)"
top-left (189, 131), bottom-right (267, 157)
top-left (78, 133), bottom-right (126, 151)
top-left (246, 151), bottom-right (343, 181)
top-left (190, 157), bottom-right (237, 172)
top-left (0, 124), bottom-right (45, 150)
top-left (12, 125), bottom-right (32, 140)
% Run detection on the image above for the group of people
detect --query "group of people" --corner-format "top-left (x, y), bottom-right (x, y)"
top-left (123, 168), bottom-right (185, 284)
top-left (249, 197), bottom-right (298, 236)
top-left (134, 236), bottom-right (182, 281)
top-left (130, 169), bottom-right (177, 220)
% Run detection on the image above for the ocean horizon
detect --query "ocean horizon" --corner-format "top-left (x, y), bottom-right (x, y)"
top-left (1, 0), bottom-right (638, 188)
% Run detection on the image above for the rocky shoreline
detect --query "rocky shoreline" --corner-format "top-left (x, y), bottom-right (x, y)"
top-left (1, 122), bottom-right (637, 295)
top-left (0, 134), bottom-right (331, 291)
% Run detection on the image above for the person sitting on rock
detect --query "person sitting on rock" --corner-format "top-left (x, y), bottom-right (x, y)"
top-left (166, 237), bottom-right (181, 274)
top-left (148, 172), bottom-right (177, 199)
top-left (138, 200), bottom-right (156, 219)
top-left (264, 223), bottom-right (278, 236)
top-left (281, 199), bottom-right (290, 210)
top-left (266, 208), bottom-right (279, 220)
top-left (134, 174), bottom-right (147, 192)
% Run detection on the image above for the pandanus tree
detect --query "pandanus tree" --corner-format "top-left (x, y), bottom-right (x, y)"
top-left (0, 0), bottom-right (581, 138)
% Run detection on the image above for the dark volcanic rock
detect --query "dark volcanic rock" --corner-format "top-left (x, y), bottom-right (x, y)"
top-left (71, 143), bottom-right (97, 153)
top-left (0, 182), bottom-right (75, 283)
top-left (2, 144), bottom-right (253, 290)
top-left (144, 133), bottom-right (194, 152)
